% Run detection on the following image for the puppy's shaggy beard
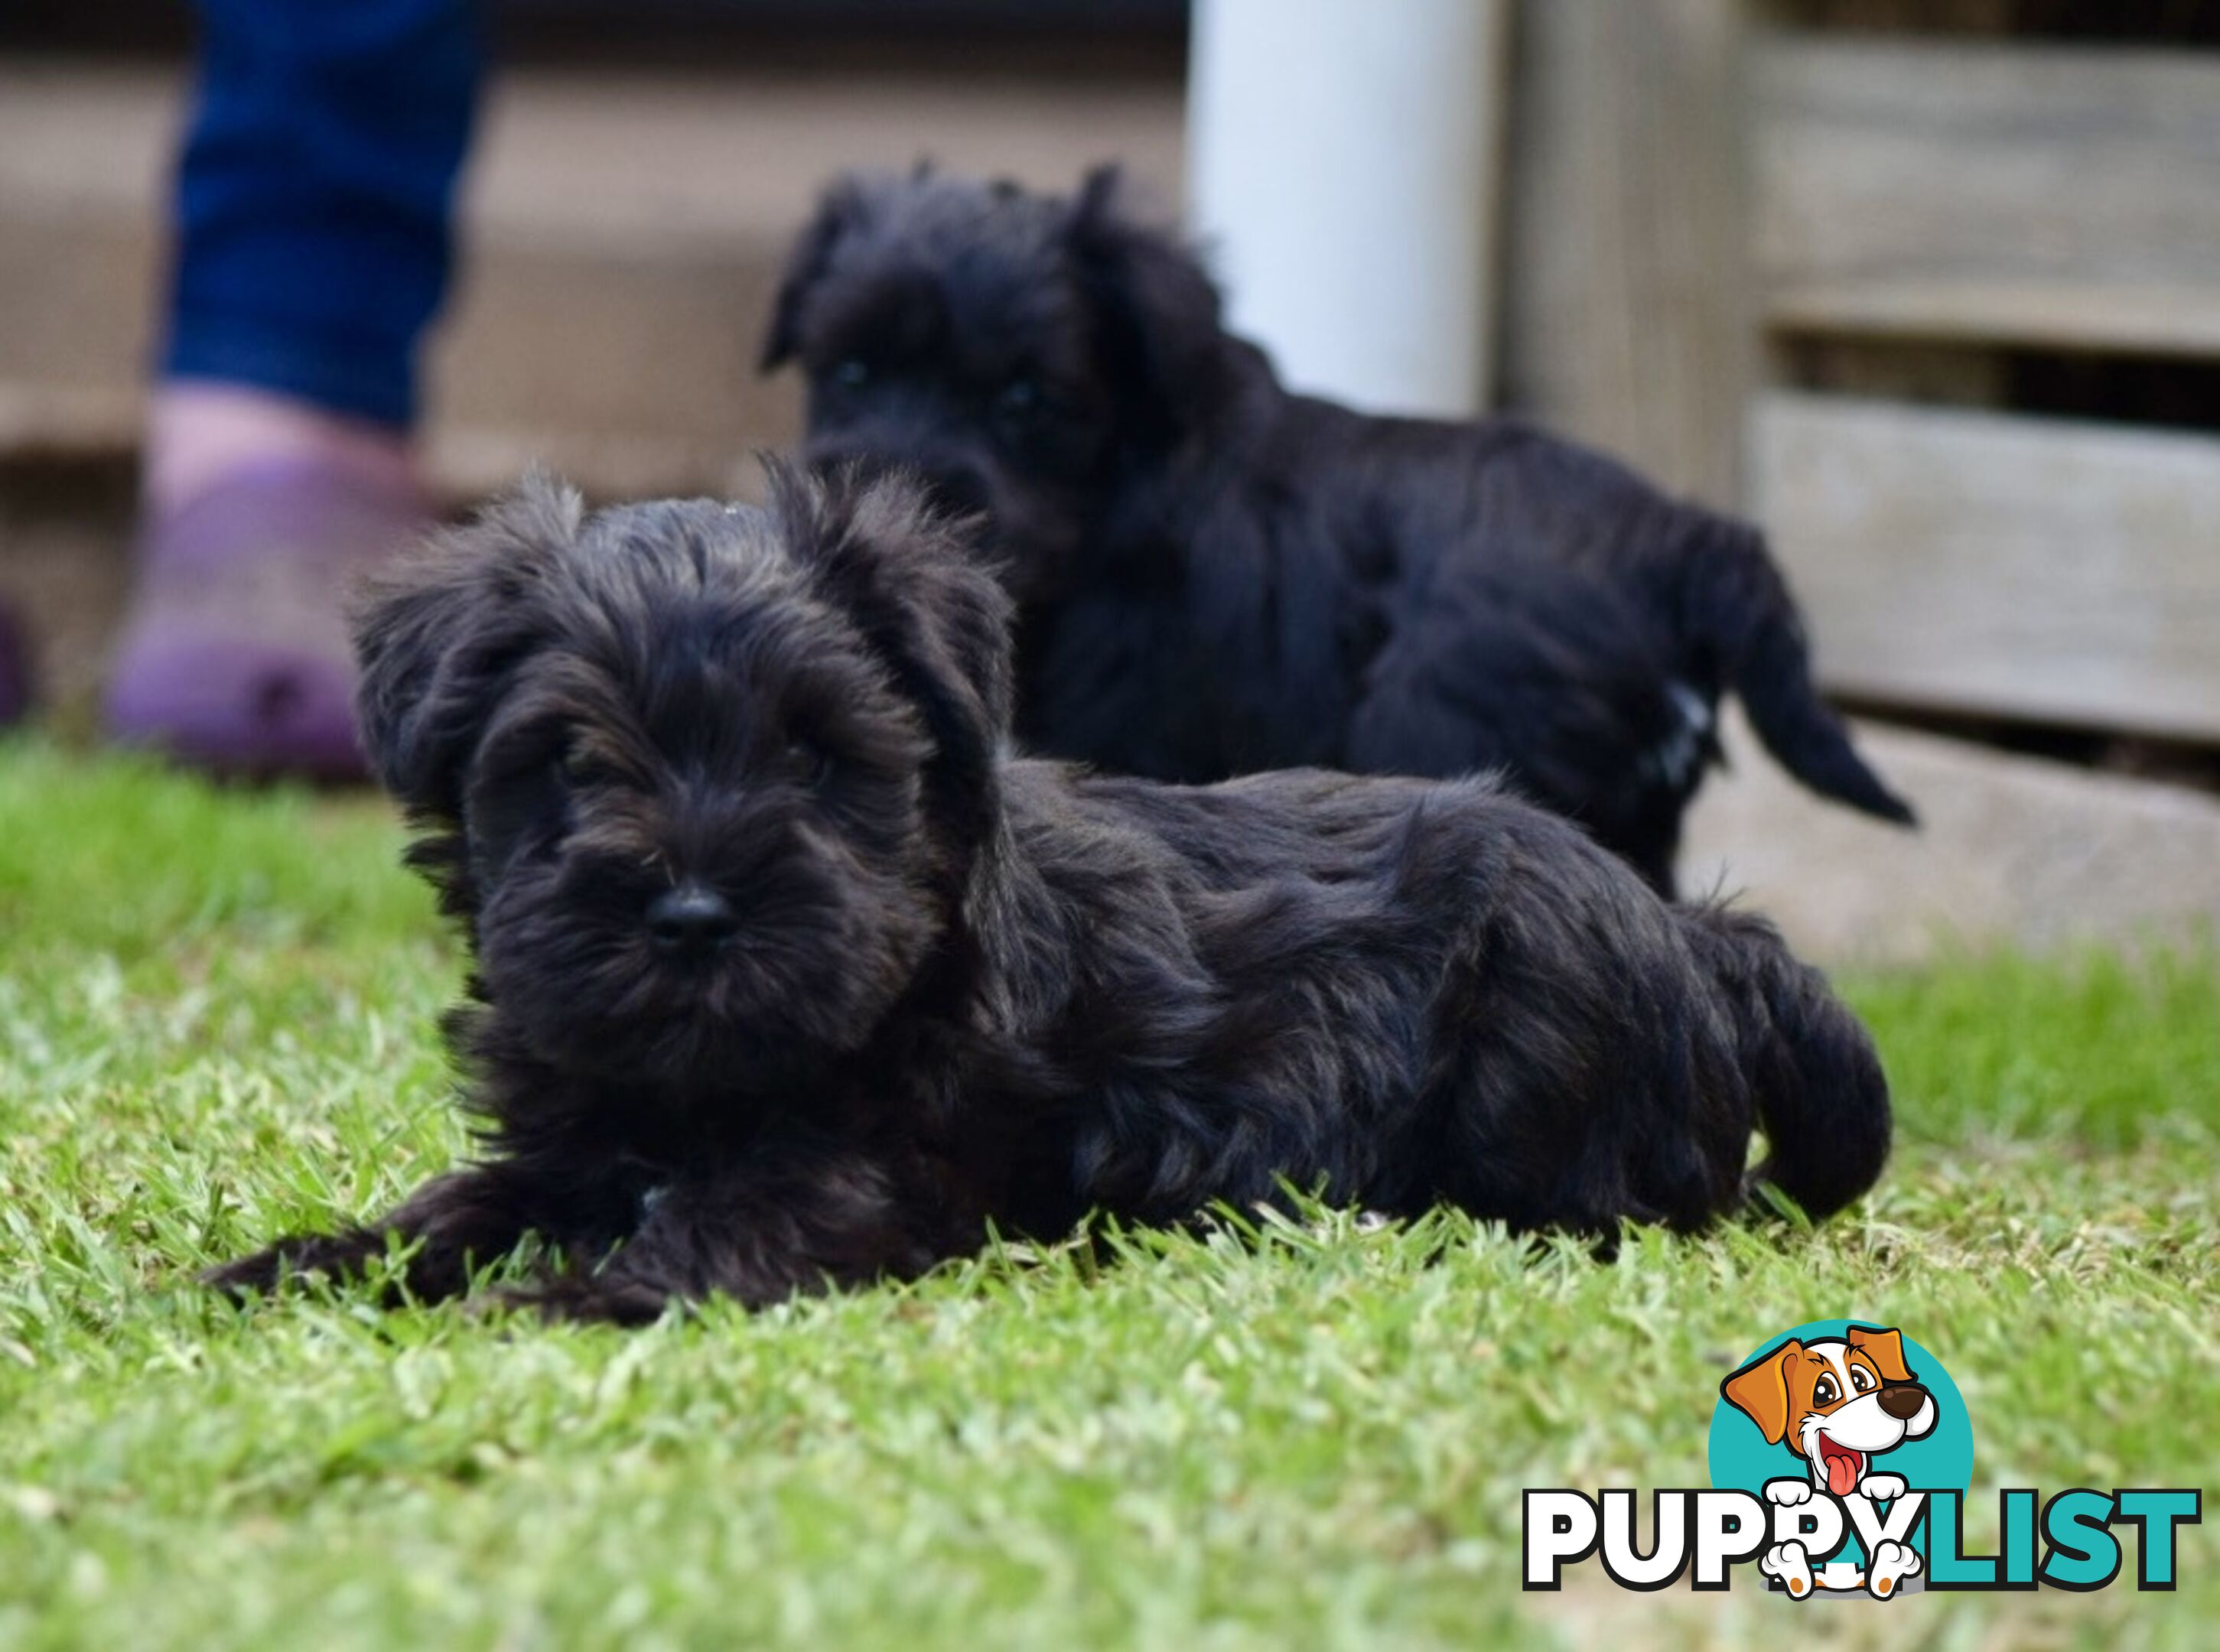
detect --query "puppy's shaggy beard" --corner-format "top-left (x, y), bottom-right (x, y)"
top-left (474, 816), bottom-right (939, 1098)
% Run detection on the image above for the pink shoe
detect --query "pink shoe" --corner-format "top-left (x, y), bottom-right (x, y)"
top-left (104, 459), bottom-right (431, 779)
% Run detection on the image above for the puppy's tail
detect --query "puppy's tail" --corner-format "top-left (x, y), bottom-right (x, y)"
top-left (1684, 516), bottom-right (1916, 827)
top-left (1684, 903), bottom-right (1892, 1223)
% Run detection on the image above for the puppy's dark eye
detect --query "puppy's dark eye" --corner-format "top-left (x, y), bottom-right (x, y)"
top-left (557, 747), bottom-right (611, 789)
top-left (1851, 1367), bottom-right (1873, 1392)
top-left (830, 359), bottom-right (871, 392)
top-left (994, 377), bottom-right (1042, 421)
top-left (786, 737), bottom-right (832, 787)
top-left (1812, 1377), bottom-right (1838, 1406)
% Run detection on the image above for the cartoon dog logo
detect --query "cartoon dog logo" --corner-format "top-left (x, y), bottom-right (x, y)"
top-left (1720, 1325), bottom-right (1938, 1599)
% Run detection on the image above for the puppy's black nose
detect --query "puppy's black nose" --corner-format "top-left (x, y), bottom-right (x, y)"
top-left (1878, 1382), bottom-right (1929, 1420)
top-left (646, 883), bottom-right (736, 956)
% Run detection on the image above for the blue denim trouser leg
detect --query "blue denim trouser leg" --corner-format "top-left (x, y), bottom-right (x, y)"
top-left (162, 0), bottom-right (483, 430)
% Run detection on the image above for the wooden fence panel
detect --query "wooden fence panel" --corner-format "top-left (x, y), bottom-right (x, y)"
top-left (1755, 38), bottom-right (2220, 356)
top-left (1752, 392), bottom-right (2220, 741)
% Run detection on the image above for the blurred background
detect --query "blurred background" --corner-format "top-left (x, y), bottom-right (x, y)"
top-left (2, 0), bottom-right (2217, 959)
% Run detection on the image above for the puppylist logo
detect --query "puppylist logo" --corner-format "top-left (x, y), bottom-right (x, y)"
top-left (1525, 1320), bottom-right (2202, 1598)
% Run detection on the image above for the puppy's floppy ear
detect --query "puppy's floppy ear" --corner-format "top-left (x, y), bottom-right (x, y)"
top-left (768, 457), bottom-right (1013, 827)
top-left (1063, 163), bottom-right (1234, 444)
top-left (353, 472), bottom-right (581, 821)
top-left (1721, 1339), bottom-right (1803, 1448)
top-left (760, 174), bottom-right (870, 372)
top-left (1844, 1325), bottom-right (1915, 1385)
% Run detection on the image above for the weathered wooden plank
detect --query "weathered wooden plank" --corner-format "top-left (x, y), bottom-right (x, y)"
top-left (1754, 38), bottom-right (2220, 357)
top-left (1751, 392), bottom-right (2220, 741)
top-left (1501, 0), bottom-right (1753, 509)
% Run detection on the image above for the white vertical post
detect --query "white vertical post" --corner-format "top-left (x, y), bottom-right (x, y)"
top-left (1186, 0), bottom-right (1512, 418)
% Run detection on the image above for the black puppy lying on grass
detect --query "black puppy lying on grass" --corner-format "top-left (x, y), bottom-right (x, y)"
top-left (763, 166), bottom-right (1915, 897)
top-left (208, 467), bottom-right (1891, 1323)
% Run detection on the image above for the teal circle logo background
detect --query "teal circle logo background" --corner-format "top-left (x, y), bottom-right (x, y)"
top-left (1707, 1321), bottom-right (1974, 1562)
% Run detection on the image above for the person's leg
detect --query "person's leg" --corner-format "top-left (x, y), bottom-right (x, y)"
top-left (164, 0), bottom-right (481, 436)
top-left (109, 0), bottom-right (481, 777)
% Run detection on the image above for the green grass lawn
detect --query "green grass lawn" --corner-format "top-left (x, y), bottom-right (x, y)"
top-left (2, 737), bottom-right (2214, 1650)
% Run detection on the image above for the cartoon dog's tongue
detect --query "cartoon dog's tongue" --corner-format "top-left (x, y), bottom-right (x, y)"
top-left (1818, 1436), bottom-right (1863, 1497)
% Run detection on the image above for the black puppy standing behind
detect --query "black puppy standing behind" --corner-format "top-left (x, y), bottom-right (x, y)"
top-left (763, 167), bottom-right (1915, 897)
top-left (208, 468), bottom-right (1891, 1323)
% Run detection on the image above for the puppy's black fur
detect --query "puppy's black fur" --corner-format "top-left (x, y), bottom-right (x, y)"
top-left (764, 166), bottom-right (1916, 896)
top-left (207, 468), bottom-right (1891, 1323)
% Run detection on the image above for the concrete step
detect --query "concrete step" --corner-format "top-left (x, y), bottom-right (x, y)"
top-left (1683, 708), bottom-right (2220, 965)
top-left (0, 59), bottom-right (1185, 475)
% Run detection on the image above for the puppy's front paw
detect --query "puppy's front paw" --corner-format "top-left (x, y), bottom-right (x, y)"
top-left (1761, 1541), bottom-right (1814, 1598)
top-left (1866, 1538), bottom-right (1922, 1598)
top-left (200, 1230), bottom-right (374, 1297)
top-left (1858, 1472), bottom-right (1908, 1503)
top-left (200, 1246), bottom-right (289, 1297)
top-left (492, 1274), bottom-right (679, 1328)
top-left (1763, 1478), bottom-right (1813, 1507)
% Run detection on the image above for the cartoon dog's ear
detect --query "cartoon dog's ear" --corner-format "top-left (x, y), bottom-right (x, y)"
top-left (1721, 1340), bottom-right (1804, 1447)
top-left (760, 174), bottom-right (870, 372)
top-left (1844, 1325), bottom-right (1915, 1385)
top-left (770, 457), bottom-right (1014, 836)
top-left (353, 473), bottom-right (580, 822)
top-left (1063, 164), bottom-right (1235, 447)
